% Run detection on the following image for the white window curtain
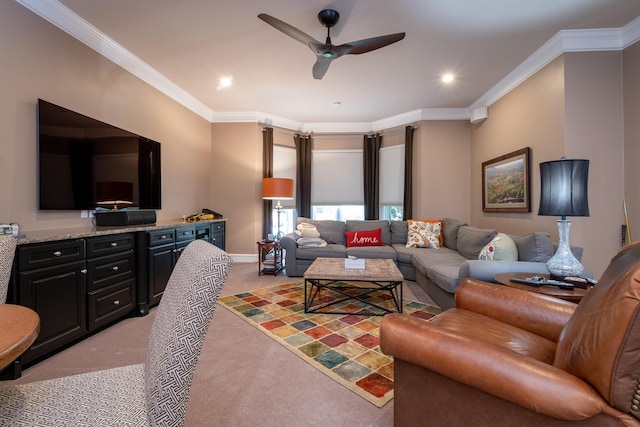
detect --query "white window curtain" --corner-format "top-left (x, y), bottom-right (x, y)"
top-left (380, 144), bottom-right (404, 206)
top-left (273, 145), bottom-right (296, 208)
top-left (311, 149), bottom-right (363, 205)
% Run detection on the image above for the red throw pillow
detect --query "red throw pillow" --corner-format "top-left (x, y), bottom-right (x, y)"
top-left (345, 229), bottom-right (384, 247)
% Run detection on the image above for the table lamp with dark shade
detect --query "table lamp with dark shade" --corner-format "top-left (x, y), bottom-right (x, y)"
top-left (96, 181), bottom-right (134, 210)
top-left (538, 158), bottom-right (590, 278)
top-left (262, 177), bottom-right (294, 239)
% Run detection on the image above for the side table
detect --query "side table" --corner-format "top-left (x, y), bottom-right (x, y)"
top-left (257, 240), bottom-right (283, 276)
top-left (494, 272), bottom-right (590, 303)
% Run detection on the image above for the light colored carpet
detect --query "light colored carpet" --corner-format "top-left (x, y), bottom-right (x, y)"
top-left (1, 262), bottom-right (438, 426)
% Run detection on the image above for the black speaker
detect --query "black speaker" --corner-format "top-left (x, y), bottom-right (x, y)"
top-left (95, 210), bottom-right (157, 226)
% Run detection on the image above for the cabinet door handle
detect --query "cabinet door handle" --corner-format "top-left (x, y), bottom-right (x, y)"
top-left (112, 266), bottom-right (119, 271)
top-left (110, 242), bottom-right (118, 247)
top-left (113, 300), bottom-right (120, 305)
top-left (81, 269), bottom-right (88, 274)
top-left (160, 235), bottom-right (168, 240)
top-left (53, 251), bottom-right (62, 257)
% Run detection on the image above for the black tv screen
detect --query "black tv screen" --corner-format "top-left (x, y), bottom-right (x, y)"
top-left (38, 99), bottom-right (161, 211)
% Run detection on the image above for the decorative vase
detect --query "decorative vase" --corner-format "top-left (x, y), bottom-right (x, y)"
top-left (546, 219), bottom-right (584, 278)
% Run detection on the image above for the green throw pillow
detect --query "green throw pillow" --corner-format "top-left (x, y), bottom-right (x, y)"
top-left (479, 233), bottom-right (518, 261)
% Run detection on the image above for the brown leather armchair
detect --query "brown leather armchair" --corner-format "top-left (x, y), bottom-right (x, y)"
top-left (381, 242), bottom-right (640, 426)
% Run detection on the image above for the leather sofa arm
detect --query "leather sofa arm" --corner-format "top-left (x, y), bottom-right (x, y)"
top-left (455, 279), bottom-right (576, 342)
top-left (380, 314), bottom-right (619, 421)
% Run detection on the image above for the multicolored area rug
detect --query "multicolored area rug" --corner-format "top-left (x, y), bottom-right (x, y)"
top-left (219, 282), bottom-right (442, 407)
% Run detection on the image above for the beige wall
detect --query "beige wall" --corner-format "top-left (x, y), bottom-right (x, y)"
top-left (624, 42), bottom-right (640, 249)
top-left (470, 52), bottom-right (627, 277)
top-left (210, 123), bottom-right (263, 255)
top-left (471, 57), bottom-right (566, 233)
top-left (563, 51), bottom-right (624, 278)
top-left (413, 121), bottom-right (471, 221)
top-left (0, 2), bottom-right (212, 231)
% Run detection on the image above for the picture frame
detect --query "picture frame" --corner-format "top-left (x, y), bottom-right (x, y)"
top-left (482, 147), bottom-right (531, 213)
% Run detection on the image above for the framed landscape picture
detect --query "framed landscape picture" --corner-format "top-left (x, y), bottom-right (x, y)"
top-left (482, 147), bottom-right (531, 213)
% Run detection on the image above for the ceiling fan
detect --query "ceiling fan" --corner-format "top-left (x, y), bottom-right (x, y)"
top-left (258, 9), bottom-right (406, 80)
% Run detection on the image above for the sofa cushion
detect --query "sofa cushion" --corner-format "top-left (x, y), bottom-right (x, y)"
top-left (442, 218), bottom-right (468, 250)
top-left (511, 232), bottom-right (553, 262)
top-left (426, 264), bottom-right (463, 293)
top-left (345, 229), bottom-right (384, 247)
top-left (346, 220), bottom-right (391, 245)
top-left (296, 218), bottom-right (346, 245)
top-left (346, 245), bottom-right (397, 260)
top-left (393, 244), bottom-right (417, 265)
top-left (390, 221), bottom-right (408, 245)
top-left (410, 246), bottom-right (467, 277)
top-left (406, 220), bottom-right (442, 248)
top-left (457, 226), bottom-right (498, 260)
top-left (478, 233), bottom-right (518, 261)
top-left (296, 244), bottom-right (346, 260)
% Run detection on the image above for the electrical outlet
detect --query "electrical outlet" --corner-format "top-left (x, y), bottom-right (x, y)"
top-left (81, 210), bottom-right (88, 218)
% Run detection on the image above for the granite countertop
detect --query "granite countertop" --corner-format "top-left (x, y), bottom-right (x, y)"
top-left (12, 218), bottom-right (227, 245)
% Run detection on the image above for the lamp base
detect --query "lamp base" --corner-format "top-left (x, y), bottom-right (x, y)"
top-left (546, 219), bottom-right (583, 278)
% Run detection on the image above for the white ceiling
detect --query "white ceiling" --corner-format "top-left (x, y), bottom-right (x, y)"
top-left (17, 0), bottom-right (640, 131)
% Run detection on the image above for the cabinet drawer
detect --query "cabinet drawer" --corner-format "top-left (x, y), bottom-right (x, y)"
top-left (88, 279), bottom-right (135, 331)
top-left (86, 233), bottom-right (135, 258)
top-left (148, 229), bottom-right (175, 246)
top-left (19, 240), bottom-right (85, 271)
top-left (86, 251), bottom-right (135, 292)
top-left (175, 226), bottom-right (196, 242)
top-left (211, 222), bottom-right (225, 233)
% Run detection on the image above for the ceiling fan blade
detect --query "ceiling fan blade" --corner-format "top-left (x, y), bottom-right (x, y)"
top-left (339, 32), bottom-right (406, 55)
top-left (312, 58), bottom-right (333, 80)
top-left (258, 13), bottom-right (320, 47)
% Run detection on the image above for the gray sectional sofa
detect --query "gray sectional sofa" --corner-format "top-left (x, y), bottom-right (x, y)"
top-left (279, 217), bottom-right (585, 309)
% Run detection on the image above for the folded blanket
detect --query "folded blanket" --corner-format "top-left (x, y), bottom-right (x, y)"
top-left (296, 222), bottom-right (320, 238)
top-left (297, 237), bottom-right (327, 248)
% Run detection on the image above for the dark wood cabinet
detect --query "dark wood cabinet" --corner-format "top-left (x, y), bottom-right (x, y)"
top-left (146, 225), bottom-right (195, 308)
top-left (6, 220), bottom-right (226, 373)
top-left (86, 234), bottom-right (136, 331)
top-left (211, 221), bottom-right (225, 250)
top-left (17, 240), bottom-right (87, 364)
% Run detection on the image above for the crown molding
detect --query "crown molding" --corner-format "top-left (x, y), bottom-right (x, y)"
top-left (17, 0), bottom-right (638, 132)
top-left (469, 22), bottom-right (636, 111)
top-left (15, 0), bottom-right (212, 121)
top-left (622, 16), bottom-right (640, 48)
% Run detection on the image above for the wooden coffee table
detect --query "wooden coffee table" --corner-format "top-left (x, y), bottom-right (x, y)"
top-left (494, 272), bottom-right (591, 303)
top-left (303, 257), bottom-right (403, 315)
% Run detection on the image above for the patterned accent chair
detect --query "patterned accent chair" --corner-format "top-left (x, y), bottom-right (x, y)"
top-left (0, 239), bottom-right (232, 426)
top-left (0, 236), bottom-right (17, 303)
top-left (381, 241), bottom-right (640, 427)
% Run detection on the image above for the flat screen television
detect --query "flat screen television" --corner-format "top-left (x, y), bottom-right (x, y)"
top-left (38, 99), bottom-right (161, 211)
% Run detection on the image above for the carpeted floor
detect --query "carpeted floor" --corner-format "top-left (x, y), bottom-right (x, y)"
top-left (220, 282), bottom-right (441, 407)
top-left (2, 262), bottom-right (439, 426)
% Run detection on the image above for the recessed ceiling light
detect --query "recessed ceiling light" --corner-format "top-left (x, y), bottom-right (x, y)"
top-left (217, 76), bottom-right (233, 90)
top-left (442, 73), bottom-right (455, 83)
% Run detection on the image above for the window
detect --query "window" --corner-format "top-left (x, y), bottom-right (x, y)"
top-left (312, 205), bottom-right (364, 221)
top-left (379, 144), bottom-right (404, 221)
top-left (311, 148), bottom-right (364, 221)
